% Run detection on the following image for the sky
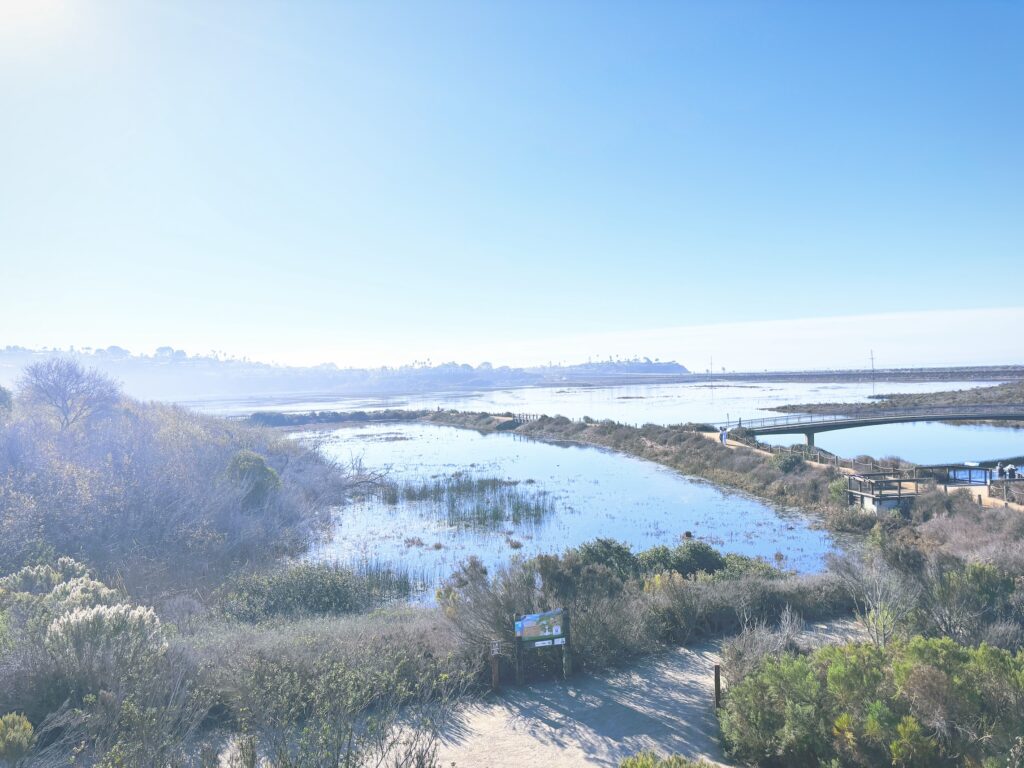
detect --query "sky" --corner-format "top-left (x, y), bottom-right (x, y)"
top-left (1, 1), bottom-right (1022, 371)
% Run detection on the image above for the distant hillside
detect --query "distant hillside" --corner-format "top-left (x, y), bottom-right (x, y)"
top-left (0, 347), bottom-right (687, 402)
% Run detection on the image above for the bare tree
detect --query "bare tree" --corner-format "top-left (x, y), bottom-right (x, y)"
top-left (18, 358), bottom-right (121, 430)
top-left (830, 551), bottom-right (919, 648)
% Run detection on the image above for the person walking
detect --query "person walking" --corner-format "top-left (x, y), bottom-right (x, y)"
top-left (997, 462), bottom-right (1005, 479)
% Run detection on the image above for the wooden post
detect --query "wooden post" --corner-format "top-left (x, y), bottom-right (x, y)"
top-left (490, 641), bottom-right (501, 692)
top-left (514, 638), bottom-right (524, 686)
top-left (714, 664), bottom-right (722, 709)
top-left (562, 614), bottom-right (573, 679)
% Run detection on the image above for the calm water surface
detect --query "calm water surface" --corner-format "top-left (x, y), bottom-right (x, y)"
top-left (201, 378), bottom-right (1019, 464)
top-left (760, 421), bottom-right (1023, 465)
top-left (194, 379), bottom-right (998, 425)
top-left (305, 423), bottom-right (837, 590)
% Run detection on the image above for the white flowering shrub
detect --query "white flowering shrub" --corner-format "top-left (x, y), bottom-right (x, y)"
top-left (44, 576), bottom-right (119, 613)
top-left (46, 603), bottom-right (166, 696)
top-left (0, 557), bottom-right (89, 597)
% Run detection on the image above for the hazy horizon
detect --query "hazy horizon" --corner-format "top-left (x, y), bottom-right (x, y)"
top-left (3, 2), bottom-right (1022, 371)
top-left (5, 305), bottom-right (1023, 374)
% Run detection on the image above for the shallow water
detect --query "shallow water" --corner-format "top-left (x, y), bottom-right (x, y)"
top-left (191, 379), bottom-right (998, 423)
top-left (305, 422), bottom-right (837, 591)
top-left (760, 420), bottom-right (1023, 466)
top-left (193, 378), bottom-right (1020, 464)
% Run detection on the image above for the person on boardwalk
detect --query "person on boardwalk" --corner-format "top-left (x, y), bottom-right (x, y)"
top-left (1008, 464), bottom-right (1018, 480)
top-left (997, 463), bottom-right (1005, 479)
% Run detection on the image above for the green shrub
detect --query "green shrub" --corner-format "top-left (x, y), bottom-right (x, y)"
top-left (671, 541), bottom-right (727, 577)
top-left (227, 449), bottom-right (282, 508)
top-left (773, 453), bottom-right (804, 473)
top-left (719, 652), bottom-right (829, 765)
top-left (637, 545), bottom-right (674, 574)
top-left (572, 538), bottom-right (639, 581)
top-left (0, 713), bottom-right (34, 764)
top-left (720, 638), bottom-right (1024, 767)
top-left (221, 563), bottom-right (410, 621)
top-left (619, 752), bottom-right (717, 767)
top-left (829, 476), bottom-right (848, 504)
top-left (636, 541), bottom-right (726, 578)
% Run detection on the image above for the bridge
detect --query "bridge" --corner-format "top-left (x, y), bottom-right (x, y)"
top-left (719, 404), bottom-right (1024, 446)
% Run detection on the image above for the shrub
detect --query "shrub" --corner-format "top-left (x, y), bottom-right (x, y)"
top-left (0, 713), bottom-right (33, 764)
top-left (46, 603), bottom-right (166, 698)
top-left (619, 752), bottom-right (717, 767)
top-left (220, 563), bottom-right (410, 621)
top-left (829, 476), bottom-right (848, 504)
top-left (719, 653), bottom-right (829, 766)
top-left (227, 449), bottom-right (282, 509)
top-left (773, 453), bottom-right (804, 473)
top-left (649, 544), bottom-right (728, 577)
top-left (720, 638), bottom-right (1024, 767)
top-left (572, 538), bottom-right (639, 581)
top-left (0, 392), bottom-right (345, 593)
top-left (670, 540), bottom-right (727, 577)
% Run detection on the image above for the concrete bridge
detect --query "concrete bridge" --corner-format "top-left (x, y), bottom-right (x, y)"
top-left (720, 404), bottom-right (1024, 446)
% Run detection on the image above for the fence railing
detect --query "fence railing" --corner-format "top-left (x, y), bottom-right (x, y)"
top-left (727, 434), bottom-right (910, 473)
top-left (991, 479), bottom-right (1024, 505)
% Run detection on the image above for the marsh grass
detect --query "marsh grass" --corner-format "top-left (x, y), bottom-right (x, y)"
top-left (377, 472), bottom-right (557, 530)
top-left (220, 562), bottom-right (414, 622)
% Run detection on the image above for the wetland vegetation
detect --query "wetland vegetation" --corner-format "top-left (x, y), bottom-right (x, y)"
top-left (375, 473), bottom-right (556, 530)
top-left (5, 361), bottom-right (1024, 766)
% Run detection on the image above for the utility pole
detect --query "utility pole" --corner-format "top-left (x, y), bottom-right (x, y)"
top-left (870, 350), bottom-right (876, 395)
top-left (709, 356), bottom-right (714, 396)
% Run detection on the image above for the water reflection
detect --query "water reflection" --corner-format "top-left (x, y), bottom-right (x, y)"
top-left (305, 423), bottom-right (837, 592)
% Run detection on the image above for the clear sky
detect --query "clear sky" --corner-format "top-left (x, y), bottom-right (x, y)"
top-left (1, 1), bottom-right (1022, 370)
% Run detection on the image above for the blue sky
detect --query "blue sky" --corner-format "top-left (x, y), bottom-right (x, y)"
top-left (1, 1), bottom-right (1021, 369)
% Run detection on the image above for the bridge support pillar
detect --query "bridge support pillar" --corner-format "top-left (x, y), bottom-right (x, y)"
top-left (804, 432), bottom-right (815, 448)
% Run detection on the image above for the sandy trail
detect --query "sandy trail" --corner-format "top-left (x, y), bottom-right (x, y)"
top-left (438, 620), bottom-right (862, 767)
top-left (438, 643), bottom-right (728, 767)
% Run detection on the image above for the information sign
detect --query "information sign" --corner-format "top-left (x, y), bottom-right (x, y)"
top-left (515, 608), bottom-right (566, 650)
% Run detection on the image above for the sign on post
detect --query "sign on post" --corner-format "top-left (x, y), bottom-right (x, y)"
top-left (515, 608), bottom-right (566, 649)
top-left (514, 608), bottom-right (572, 682)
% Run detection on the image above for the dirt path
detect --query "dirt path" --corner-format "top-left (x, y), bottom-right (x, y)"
top-left (439, 620), bottom-right (864, 767)
top-left (438, 643), bottom-right (728, 767)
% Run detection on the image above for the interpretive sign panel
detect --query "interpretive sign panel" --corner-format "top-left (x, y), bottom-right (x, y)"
top-left (515, 608), bottom-right (566, 650)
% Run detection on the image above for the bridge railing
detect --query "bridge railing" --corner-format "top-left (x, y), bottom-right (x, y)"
top-left (719, 403), bottom-right (1024, 431)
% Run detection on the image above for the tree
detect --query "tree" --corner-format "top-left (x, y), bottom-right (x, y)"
top-left (0, 385), bottom-right (11, 414)
top-left (17, 358), bottom-right (120, 430)
top-left (831, 551), bottom-right (918, 648)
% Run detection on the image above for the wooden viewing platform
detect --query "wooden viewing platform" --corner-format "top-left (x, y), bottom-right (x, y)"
top-left (847, 464), bottom-right (998, 513)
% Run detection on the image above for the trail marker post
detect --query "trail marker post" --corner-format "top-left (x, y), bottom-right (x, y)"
top-left (490, 640), bottom-right (502, 691)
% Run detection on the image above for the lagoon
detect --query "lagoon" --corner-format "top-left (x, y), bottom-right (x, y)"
top-left (304, 422), bottom-right (837, 594)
